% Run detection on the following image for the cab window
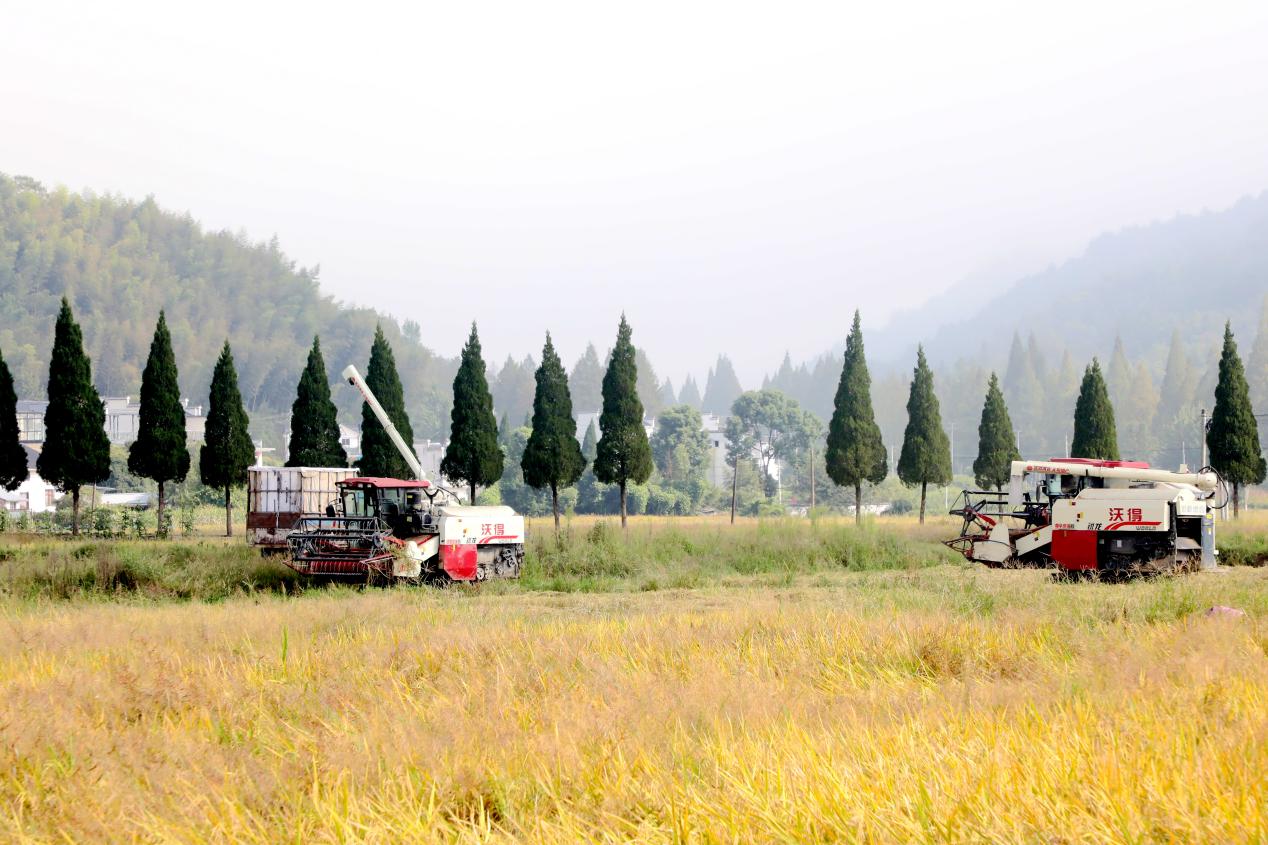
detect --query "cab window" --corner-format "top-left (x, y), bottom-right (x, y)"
top-left (342, 487), bottom-right (369, 517)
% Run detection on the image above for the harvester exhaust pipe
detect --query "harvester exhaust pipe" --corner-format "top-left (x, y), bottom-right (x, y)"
top-left (342, 365), bottom-right (426, 482)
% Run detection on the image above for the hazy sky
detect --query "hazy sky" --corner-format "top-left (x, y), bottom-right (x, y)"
top-left (5, 1), bottom-right (1268, 386)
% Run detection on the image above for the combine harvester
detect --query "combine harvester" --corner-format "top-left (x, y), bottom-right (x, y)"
top-left (250, 366), bottom-right (524, 586)
top-left (945, 458), bottom-right (1225, 578)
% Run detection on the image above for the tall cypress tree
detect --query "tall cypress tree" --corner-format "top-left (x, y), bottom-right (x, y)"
top-left (825, 310), bottom-right (887, 524)
top-left (441, 323), bottom-right (503, 504)
top-left (358, 325), bottom-right (416, 478)
top-left (0, 350), bottom-right (29, 492)
top-left (973, 372), bottom-right (1020, 490)
top-left (1207, 323), bottom-right (1266, 517)
top-left (128, 311), bottom-right (190, 533)
top-left (199, 341), bottom-right (255, 536)
top-left (594, 315), bottom-right (653, 528)
top-left (1070, 358), bottom-right (1119, 460)
top-left (287, 337), bottom-right (347, 467)
top-left (37, 298), bottom-right (110, 534)
top-left (522, 333), bottom-right (587, 532)
top-left (897, 346), bottom-right (952, 523)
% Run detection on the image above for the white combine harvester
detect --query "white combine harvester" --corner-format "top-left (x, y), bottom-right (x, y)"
top-left (946, 458), bottom-right (1225, 577)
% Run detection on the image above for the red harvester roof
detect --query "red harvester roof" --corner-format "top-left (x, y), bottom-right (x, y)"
top-left (339, 477), bottom-right (431, 488)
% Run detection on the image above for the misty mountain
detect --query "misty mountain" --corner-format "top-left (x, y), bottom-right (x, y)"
top-left (893, 192), bottom-right (1268, 374)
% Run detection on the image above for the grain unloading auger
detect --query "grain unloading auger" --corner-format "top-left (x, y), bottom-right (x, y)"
top-left (945, 458), bottom-right (1225, 577)
top-left (283, 365), bottom-right (524, 585)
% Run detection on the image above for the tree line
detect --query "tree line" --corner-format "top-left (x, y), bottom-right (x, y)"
top-left (3, 299), bottom-right (1263, 533)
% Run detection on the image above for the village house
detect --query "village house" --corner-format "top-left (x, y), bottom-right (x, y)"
top-left (0, 444), bottom-right (63, 514)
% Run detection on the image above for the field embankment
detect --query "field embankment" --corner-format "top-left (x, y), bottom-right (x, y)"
top-left (1, 567), bottom-right (1268, 842)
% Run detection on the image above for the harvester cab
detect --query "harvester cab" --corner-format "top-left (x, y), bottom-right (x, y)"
top-left (283, 366), bottom-right (525, 585)
top-left (946, 459), bottom-right (1224, 577)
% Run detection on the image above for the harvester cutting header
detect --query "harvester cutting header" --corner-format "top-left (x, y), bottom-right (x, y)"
top-left (946, 458), bottom-right (1224, 577)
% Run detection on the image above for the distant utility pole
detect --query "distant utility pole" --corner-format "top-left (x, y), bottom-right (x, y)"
top-left (1200, 408), bottom-right (1207, 468)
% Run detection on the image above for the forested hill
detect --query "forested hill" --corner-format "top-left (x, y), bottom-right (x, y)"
top-left (0, 173), bottom-right (457, 442)
top-left (905, 190), bottom-right (1268, 370)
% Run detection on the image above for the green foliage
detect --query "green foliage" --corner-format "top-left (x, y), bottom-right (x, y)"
top-left (286, 337), bottom-right (347, 467)
top-left (594, 316), bottom-right (653, 493)
top-left (825, 311), bottom-right (887, 492)
top-left (973, 373), bottom-right (1020, 489)
top-left (128, 312), bottom-right (190, 487)
top-left (702, 355), bottom-right (743, 416)
top-left (650, 404), bottom-right (710, 487)
top-left (498, 426), bottom-right (560, 516)
top-left (1207, 323), bottom-right (1266, 490)
top-left (522, 334), bottom-right (586, 507)
top-left (730, 390), bottom-right (815, 499)
top-left (1071, 358), bottom-right (1119, 460)
top-left (897, 347), bottom-right (952, 502)
top-left (37, 299), bottom-right (111, 501)
top-left (441, 323), bottom-right (503, 501)
top-left (357, 326), bottom-right (416, 478)
top-left (199, 342), bottom-right (255, 491)
top-left (0, 349), bottom-right (27, 491)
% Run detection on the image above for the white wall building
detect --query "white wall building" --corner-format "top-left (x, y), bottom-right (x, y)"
top-left (0, 445), bottom-right (63, 514)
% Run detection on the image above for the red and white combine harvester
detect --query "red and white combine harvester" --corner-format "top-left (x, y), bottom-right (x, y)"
top-left (250, 365), bottom-right (524, 585)
top-left (946, 459), bottom-right (1224, 577)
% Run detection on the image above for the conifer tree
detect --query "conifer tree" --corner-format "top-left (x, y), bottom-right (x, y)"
top-left (594, 315), bottom-right (653, 528)
top-left (1002, 332), bottom-right (1043, 454)
top-left (678, 375), bottom-right (703, 410)
top-left (702, 355), bottom-right (743, 416)
top-left (1207, 323), bottom-right (1266, 517)
top-left (1157, 328), bottom-right (1195, 426)
top-left (0, 350), bottom-right (29, 492)
top-left (357, 325), bottom-right (416, 478)
top-left (973, 372), bottom-right (1020, 490)
top-left (199, 341), bottom-right (254, 536)
top-left (896, 347), bottom-right (952, 523)
top-left (286, 337), bottom-right (347, 467)
top-left (441, 323), bottom-right (503, 504)
top-left (635, 348), bottom-right (665, 419)
top-left (522, 334), bottom-right (586, 532)
top-left (1070, 358), bottom-right (1119, 460)
top-left (128, 311), bottom-right (190, 532)
top-left (657, 378), bottom-right (677, 409)
top-left (569, 344), bottom-right (604, 413)
top-left (825, 310), bottom-right (887, 523)
top-left (37, 298), bottom-right (110, 534)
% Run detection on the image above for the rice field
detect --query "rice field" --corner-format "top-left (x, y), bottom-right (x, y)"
top-left (0, 515), bottom-right (1266, 842)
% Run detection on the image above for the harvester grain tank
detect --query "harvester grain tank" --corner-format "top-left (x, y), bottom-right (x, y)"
top-left (255, 365), bottom-right (524, 584)
top-left (945, 458), bottom-right (1224, 576)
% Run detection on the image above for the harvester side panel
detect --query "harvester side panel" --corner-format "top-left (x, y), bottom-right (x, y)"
top-left (440, 544), bottom-right (479, 579)
top-left (1051, 529), bottom-right (1098, 570)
